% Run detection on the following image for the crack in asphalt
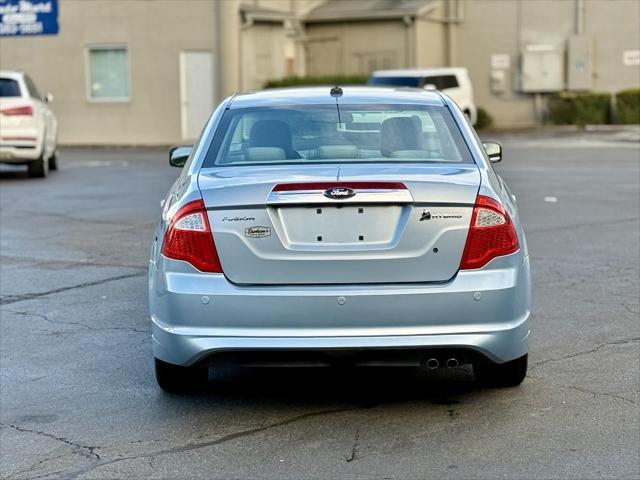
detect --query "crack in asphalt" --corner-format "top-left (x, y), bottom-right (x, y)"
top-left (1, 423), bottom-right (101, 464)
top-left (2, 309), bottom-right (148, 335)
top-left (0, 272), bottom-right (146, 306)
top-left (345, 432), bottom-right (361, 463)
top-left (57, 407), bottom-right (360, 480)
top-left (527, 374), bottom-right (638, 408)
top-left (561, 384), bottom-right (638, 408)
top-left (529, 337), bottom-right (640, 371)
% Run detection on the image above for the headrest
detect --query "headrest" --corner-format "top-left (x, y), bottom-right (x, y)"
top-left (380, 117), bottom-right (423, 157)
top-left (248, 120), bottom-right (293, 151)
top-left (317, 145), bottom-right (359, 159)
top-left (245, 147), bottom-right (286, 162)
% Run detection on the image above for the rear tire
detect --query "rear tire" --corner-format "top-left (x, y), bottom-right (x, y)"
top-left (49, 151), bottom-right (58, 171)
top-left (474, 354), bottom-right (527, 387)
top-left (155, 358), bottom-right (209, 393)
top-left (27, 155), bottom-right (48, 178)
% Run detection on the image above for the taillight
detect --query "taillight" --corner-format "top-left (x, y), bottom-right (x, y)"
top-left (460, 195), bottom-right (519, 270)
top-left (1, 105), bottom-right (33, 116)
top-left (161, 199), bottom-right (223, 273)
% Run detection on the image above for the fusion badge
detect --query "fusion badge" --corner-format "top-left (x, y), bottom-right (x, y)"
top-left (245, 226), bottom-right (271, 238)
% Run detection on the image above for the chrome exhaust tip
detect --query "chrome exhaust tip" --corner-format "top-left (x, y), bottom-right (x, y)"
top-left (446, 358), bottom-right (459, 368)
top-left (425, 358), bottom-right (439, 370)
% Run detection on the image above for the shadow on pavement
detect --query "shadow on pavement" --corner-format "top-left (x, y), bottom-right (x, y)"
top-left (161, 366), bottom-right (485, 409)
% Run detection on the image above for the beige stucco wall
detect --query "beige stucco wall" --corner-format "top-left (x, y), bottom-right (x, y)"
top-left (241, 23), bottom-right (289, 90)
top-left (586, 0), bottom-right (640, 92)
top-left (0, 0), bottom-right (221, 145)
top-left (454, 0), bottom-right (640, 127)
top-left (304, 20), bottom-right (411, 76)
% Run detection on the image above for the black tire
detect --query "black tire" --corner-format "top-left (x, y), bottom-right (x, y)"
top-left (27, 155), bottom-right (48, 178)
top-left (49, 152), bottom-right (58, 171)
top-left (474, 354), bottom-right (527, 387)
top-left (155, 358), bottom-right (209, 393)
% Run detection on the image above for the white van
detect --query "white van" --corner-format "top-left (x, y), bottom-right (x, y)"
top-left (368, 68), bottom-right (477, 125)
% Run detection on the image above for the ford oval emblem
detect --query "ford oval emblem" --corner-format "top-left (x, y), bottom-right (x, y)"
top-left (324, 187), bottom-right (355, 199)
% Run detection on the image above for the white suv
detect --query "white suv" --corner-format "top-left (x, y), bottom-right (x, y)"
top-left (368, 67), bottom-right (477, 125)
top-left (0, 71), bottom-right (58, 177)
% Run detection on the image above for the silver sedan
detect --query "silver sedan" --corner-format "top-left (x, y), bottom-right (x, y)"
top-left (149, 87), bottom-right (531, 392)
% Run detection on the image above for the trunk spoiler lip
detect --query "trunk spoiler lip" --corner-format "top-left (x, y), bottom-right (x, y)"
top-left (267, 182), bottom-right (413, 206)
top-left (203, 201), bottom-right (475, 211)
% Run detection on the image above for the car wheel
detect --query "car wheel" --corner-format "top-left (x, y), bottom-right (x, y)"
top-left (49, 151), bottom-right (58, 171)
top-left (27, 155), bottom-right (49, 178)
top-left (154, 358), bottom-right (209, 393)
top-left (474, 354), bottom-right (527, 387)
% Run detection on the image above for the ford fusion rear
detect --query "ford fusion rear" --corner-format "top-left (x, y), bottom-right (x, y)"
top-left (149, 87), bottom-right (530, 392)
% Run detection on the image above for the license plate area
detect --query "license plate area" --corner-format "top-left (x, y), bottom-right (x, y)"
top-left (275, 205), bottom-right (403, 246)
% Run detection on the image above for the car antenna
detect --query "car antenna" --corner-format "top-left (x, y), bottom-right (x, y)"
top-left (330, 86), bottom-right (343, 123)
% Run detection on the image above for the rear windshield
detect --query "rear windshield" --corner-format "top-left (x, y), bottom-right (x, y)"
top-left (424, 75), bottom-right (459, 90)
top-left (368, 76), bottom-right (423, 88)
top-left (0, 78), bottom-right (22, 97)
top-left (204, 104), bottom-right (472, 167)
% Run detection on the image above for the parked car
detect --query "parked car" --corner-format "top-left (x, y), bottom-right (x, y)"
top-left (150, 86), bottom-right (530, 392)
top-left (0, 71), bottom-right (58, 177)
top-left (368, 68), bottom-right (477, 125)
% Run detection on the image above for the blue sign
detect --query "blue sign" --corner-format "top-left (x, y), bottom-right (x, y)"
top-left (0, 0), bottom-right (58, 36)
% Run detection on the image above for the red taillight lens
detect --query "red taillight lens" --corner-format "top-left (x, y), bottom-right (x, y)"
top-left (161, 199), bottom-right (223, 273)
top-left (1, 105), bottom-right (33, 116)
top-left (460, 195), bottom-right (519, 270)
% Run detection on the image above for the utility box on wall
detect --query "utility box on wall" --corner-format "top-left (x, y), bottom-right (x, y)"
top-left (567, 35), bottom-right (593, 91)
top-left (520, 44), bottom-right (564, 92)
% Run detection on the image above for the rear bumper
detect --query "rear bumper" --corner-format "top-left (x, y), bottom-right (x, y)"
top-left (150, 253), bottom-right (530, 366)
top-left (0, 142), bottom-right (42, 163)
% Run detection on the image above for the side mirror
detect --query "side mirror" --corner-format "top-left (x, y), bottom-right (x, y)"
top-left (423, 83), bottom-right (437, 91)
top-left (44, 93), bottom-right (54, 103)
top-left (482, 141), bottom-right (502, 163)
top-left (169, 146), bottom-right (192, 167)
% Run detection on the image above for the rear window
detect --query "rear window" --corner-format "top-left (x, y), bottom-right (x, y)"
top-left (368, 76), bottom-right (423, 88)
top-left (424, 75), bottom-right (459, 90)
top-left (204, 104), bottom-right (472, 167)
top-left (0, 78), bottom-right (22, 97)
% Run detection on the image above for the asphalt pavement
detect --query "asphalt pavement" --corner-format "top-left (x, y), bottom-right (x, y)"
top-left (1, 131), bottom-right (639, 479)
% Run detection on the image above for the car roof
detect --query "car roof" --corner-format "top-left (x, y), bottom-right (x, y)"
top-left (0, 70), bottom-right (24, 80)
top-left (370, 67), bottom-right (468, 77)
top-left (229, 86), bottom-right (445, 108)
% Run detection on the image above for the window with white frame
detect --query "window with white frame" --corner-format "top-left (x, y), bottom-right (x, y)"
top-left (87, 46), bottom-right (130, 101)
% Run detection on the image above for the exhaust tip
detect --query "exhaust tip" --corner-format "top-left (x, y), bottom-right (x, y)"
top-left (446, 358), bottom-right (459, 368)
top-left (425, 358), bottom-right (439, 370)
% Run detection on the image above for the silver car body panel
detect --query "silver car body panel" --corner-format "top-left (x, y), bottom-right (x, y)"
top-left (149, 87), bottom-right (530, 367)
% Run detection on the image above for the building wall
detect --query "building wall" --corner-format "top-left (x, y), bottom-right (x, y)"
top-left (586, 0), bottom-right (640, 91)
top-left (304, 20), bottom-right (411, 76)
top-left (414, 0), bottom-right (446, 68)
top-left (241, 22), bottom-right (289, 91)
top-left (453, 0), bottom-right (640, 127)
top-left (0, 0), bottom-right (220, 145)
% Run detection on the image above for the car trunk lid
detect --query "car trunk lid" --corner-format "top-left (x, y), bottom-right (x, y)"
top-left (199, 163), bottom-right (480, 285)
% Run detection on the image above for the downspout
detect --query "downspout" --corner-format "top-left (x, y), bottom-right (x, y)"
top-left (419, 0), bottom-right (464, 66)
top-left (403, 15), bottom-right (414, 68)
top-left (214, 0), bottom-right (223, 102)
top-left (575, 0), bottom-right (584, 34)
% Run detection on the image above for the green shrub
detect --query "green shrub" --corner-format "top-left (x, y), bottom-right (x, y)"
top-left (264, 75), bottom-right (369, 89)
top-left (616, 88), bottom-right (640, 124)
top-left (547, 92), bottom-right (611, 126)
top-left (474, 107), bottom-right (493, 129)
